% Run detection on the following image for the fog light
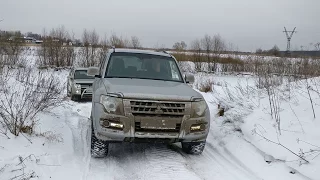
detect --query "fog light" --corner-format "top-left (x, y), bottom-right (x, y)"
top-left (110, 122), bottom-right (124, 129)
top-left (100, 119), bottom-right (124, 129)
top-left (76, 90), bottom-right (80, 94)
top-left (101, 120), bottom-right (110, 127)
top-left (190, 124), bottom-right (206, 131)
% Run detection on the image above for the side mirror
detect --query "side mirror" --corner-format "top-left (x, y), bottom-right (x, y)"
top-left (185, 73), bottom-right (194, 84)
top-left (87, 67), bottom-right (99, 77)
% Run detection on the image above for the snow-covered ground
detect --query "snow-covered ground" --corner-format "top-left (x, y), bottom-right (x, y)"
top-left (1, 51), bottom-right (320, 179)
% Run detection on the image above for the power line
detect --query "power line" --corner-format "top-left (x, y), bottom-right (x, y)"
top-left (283, 27), bottom-right (297, 55)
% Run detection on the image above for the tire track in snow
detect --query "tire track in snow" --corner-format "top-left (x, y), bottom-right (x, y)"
top-left (142, 144), bottom-right (202, 180)
top-left (63, 101), bottom-right (92, 180)
top-left (205, 142), bottom-right (262, 180)
top-left (169, 143), bottom-right (253, 180)
top-left (87, 143), bottom-right (203, 180)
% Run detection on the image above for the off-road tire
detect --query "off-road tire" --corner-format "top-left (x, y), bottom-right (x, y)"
top-left (91, 127), bottom-right (109, 158)
top-left (181, 141), bottom-right (206, 155)
top-left (71, 95), bottom-right (80, 101)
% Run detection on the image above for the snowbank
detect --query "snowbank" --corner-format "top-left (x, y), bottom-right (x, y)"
top-left (241, 77), bottom-right (320, 179)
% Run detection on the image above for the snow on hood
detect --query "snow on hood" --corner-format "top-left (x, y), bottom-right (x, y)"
top-left (103, 78), bottom-right (203, 101)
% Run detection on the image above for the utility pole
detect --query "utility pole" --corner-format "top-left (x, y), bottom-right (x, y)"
top-left (283, 27), bottom-right (297, 55)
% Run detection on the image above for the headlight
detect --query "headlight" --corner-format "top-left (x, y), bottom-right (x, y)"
top-left (100, 95), bottom-right (123, 115)
top-left (74, 84), bottom-right (81, 89)
top-left (191, 100), bottom-right (207, 117)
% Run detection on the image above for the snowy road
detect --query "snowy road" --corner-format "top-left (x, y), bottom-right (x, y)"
top-left (59, 93), bottom-right (310, 180)
top-left (1, 93), bottom-right (310, 180)
top-left (63, 100), bottom-right (258, 180)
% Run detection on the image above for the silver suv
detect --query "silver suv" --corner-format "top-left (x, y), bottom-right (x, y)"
top-left (67, 67), bottom-right (94, 101)
top-left (87, 48), bottom-right (210, 158)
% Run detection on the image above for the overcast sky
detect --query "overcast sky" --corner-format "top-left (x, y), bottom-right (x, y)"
top-left (0, 0), bottom-right (319, 52)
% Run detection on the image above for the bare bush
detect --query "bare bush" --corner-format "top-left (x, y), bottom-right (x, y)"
top-left (255, 64), bottom-right (282, 134)
top-left (0, 37), bottom-right (29, 68)
top-left (199, 80), bottom-right (214, 92)
top-left (0, 67), bottom-right (63, 136)
top-left (37, 26), bottom-right (75, 68)
top-left (193, 74), bottom-right (214, 92)
top-left (253, 126), bottom-right (309, 164)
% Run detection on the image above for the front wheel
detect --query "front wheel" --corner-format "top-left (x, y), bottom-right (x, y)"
top-left (71, 95), bottom-right (81, 101)
top-left (181, 141), bottom-right (206, 155)
top-left (91, 128), bottom-right (109, 158)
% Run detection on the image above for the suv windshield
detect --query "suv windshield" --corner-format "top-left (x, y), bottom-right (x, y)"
top-left (74, 70), bottom-right (94, 79)
top-left (105, 52), bottom-right (183, 82)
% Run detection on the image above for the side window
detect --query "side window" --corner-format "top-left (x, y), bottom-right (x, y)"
top-left (169, 61), bottom-right (180, 80)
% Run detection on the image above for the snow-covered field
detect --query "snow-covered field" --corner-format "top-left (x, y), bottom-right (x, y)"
top-left (1, 51), bottom-right (320, 180)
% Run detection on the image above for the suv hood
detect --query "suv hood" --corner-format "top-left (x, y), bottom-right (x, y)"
top-left (102, 78), bottom-right (203, 101)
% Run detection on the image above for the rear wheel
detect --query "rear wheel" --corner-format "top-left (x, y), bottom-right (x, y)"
top-left (181, 141), bottom-right (206, 155)
top-left (91, 127), bottom-right (109, 158)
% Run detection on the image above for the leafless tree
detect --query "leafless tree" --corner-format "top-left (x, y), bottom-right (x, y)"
top-left (200, 34), bottom-right (226, 73)
top-left (201, 34), bottom-right (213, 72)
top-left (190, 39), bottom-right (203, 72)
top-left (153, 42), bottom-right (166, 51)
top-left (212, 34), bottom-right (226, 72)
top-left (77, 29), bottom-right (100, 67)
top-left (97, 34), bottom-right (109, 66)
top-left (131, 36), bottom-right (142, 49)
top-left (37, 26), bottom-right (75, 68)
top-left (315, 43), bottom-right (320, 51)
top-left (108, 33), bottom-right (130, 48)
top-left (172, 41), bottom-right (187, 51)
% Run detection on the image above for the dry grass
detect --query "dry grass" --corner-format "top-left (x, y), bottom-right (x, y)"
top-left (198, 79), bottom-right (214, 92)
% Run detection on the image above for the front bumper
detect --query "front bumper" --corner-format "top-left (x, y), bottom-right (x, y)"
top-left (72, 87), bottom-right (93, 99)
top-left (92, 103), bottom-right (210, 143)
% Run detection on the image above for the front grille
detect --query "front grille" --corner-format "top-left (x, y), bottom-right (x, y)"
top-left (132, 114), bottom-right (184, 118)
top-left (135, 122), bottom-right (181, 133)
top-left (130, 100), bottom-right (186, 115)
top-left (80, 83), bottom-right (92, 94)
